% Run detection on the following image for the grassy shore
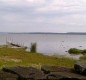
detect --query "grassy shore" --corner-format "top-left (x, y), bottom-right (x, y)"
top-left (0, 47), bottom-right (76, 68)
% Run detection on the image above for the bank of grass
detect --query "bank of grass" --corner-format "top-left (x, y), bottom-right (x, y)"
top-left (0, 47), bottom-right (75, 68)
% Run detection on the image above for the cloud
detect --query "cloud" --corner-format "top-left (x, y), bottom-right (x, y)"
top-left (0, 0), bottom-right (86, 32)
top-left (36, 0), bottom-right (86, 13)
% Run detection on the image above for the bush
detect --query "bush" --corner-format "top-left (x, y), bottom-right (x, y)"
top-left (30, 43), bottom-right (37, 53)
top-left (68, 48), bottom-right (81, 54)
top-left (82, 49), bottom-right (86, 55)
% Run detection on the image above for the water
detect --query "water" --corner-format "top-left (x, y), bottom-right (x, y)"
top-left (0, 33), bottom-right (86, 56)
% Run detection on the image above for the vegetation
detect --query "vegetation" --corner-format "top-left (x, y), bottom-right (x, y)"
top-left (30, 43), bottom-right (37, 53)
top-left (68, 48), bottom-right (82, 54)
top-left (82, 49), bottom-right (86, 54)
top-left (68, 48), bottom-right (86, 55)
top-left (80, 55), bottom-right (86, 60)
top-left (68, 48), bottom-right (86, 61)
top-left (0, 46), bottom-right (75, 68)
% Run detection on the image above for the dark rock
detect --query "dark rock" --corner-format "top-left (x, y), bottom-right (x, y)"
top-left (0, 70), bottom-right (18, 80)
top-left (41, 65), bottom-right (86, 79)
top-left (60, 78), bottom-right (79, 80)
top-left (74, 61), bottom-right (86, 75)
top-left (3, 66), bottom-right (46, 79)
top-left (46, 72), bottom-right (86, 80)
top-left (41, 65), bottom-right (72, 74)
top-left (0, 64), bottom-right (86, 80)
top-left (46, 73), bottom-right (66, 79)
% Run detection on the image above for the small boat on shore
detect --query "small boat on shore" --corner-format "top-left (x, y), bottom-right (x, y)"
top-left (6, 41), bottom-right (27, 49)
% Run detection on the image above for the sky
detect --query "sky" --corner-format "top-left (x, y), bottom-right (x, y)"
top-left (0, 0), bottom-right (86, 33)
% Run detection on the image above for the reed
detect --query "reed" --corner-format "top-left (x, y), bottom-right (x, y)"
top-left (30, 43), bottom-right (37, 53)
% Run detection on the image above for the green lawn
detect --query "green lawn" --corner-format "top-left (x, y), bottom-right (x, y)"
top-left (0, 47), bottom-right (76, 68)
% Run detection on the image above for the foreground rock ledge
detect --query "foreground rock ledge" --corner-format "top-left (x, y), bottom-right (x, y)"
top-left (0, 64), bottom-right (85, 80)
top-left (74, 61), bottom-right (86, 75)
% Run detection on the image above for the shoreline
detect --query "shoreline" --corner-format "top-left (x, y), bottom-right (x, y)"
top-left (0, 44), bottom-right (83, 60)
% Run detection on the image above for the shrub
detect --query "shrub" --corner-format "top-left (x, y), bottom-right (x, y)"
top-left (30, 43), bottom-right (37, 53)
top-left (82, 49), bottom-right (86, 55)
top-left (68, 48), bottom-right (81, 54)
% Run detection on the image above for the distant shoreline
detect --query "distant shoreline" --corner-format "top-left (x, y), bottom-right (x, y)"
top-left (0, 32), bottom-right (86, 35)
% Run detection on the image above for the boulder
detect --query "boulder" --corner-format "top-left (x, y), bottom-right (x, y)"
top-left (46, 73), bottom-right (66, 79)
top-left (41, 65), bottom-right (72, 74)
top-left (41, 65), bottom-right (86, 79)
top-left (0, 70), bottom-right (18, 80)
top-left (3, 66), bottom-right (46, 80)
top-left (74, 61), bottom-right (86, 75)
top-left (46, 72), bottom-right (86, 80)
top-left (1, 64), bottom-right (86, 80)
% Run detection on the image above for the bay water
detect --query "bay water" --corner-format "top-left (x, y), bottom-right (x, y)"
top-left (0, 33), bottom-right (86, 58)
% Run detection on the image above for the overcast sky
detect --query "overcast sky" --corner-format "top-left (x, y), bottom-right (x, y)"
top-left (0, 0), bottom-right (86, 33)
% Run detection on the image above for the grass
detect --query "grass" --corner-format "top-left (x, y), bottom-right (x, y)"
top-left (0, 46), bottom-right (76, 68)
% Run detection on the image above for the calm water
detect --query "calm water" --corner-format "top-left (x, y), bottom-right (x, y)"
top-left (0, 34), bottom-right (86, 56)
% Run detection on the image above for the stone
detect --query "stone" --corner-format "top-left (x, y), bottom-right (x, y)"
top-left (41, 65), bottom-right (72, 74)
top-left (74, 61), bottom-right (86, 75)
top-left (46, 72), bottom-right (86, 80)
top-left (3, 66), bottom-right (46, 80)
top-left (0, 70), bottom-right (18, 80)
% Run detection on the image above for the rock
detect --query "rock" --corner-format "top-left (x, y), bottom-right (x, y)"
top-left (41, 65), bottom-right (72, 74)
top-left (0, 70), bottom-right (18, 80)
top-left (0, 65), bottom-right (86, 80)
top-left (41, 65), bottom-right (86, 79)
top-left (74, 61), bottom-right (86, 75)
top-left (46, 73), bottom-right (66, 79)
top-left (46, 72), bottom-right (86, 80)
top-left (3, 66), bottom-right (46, 79)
